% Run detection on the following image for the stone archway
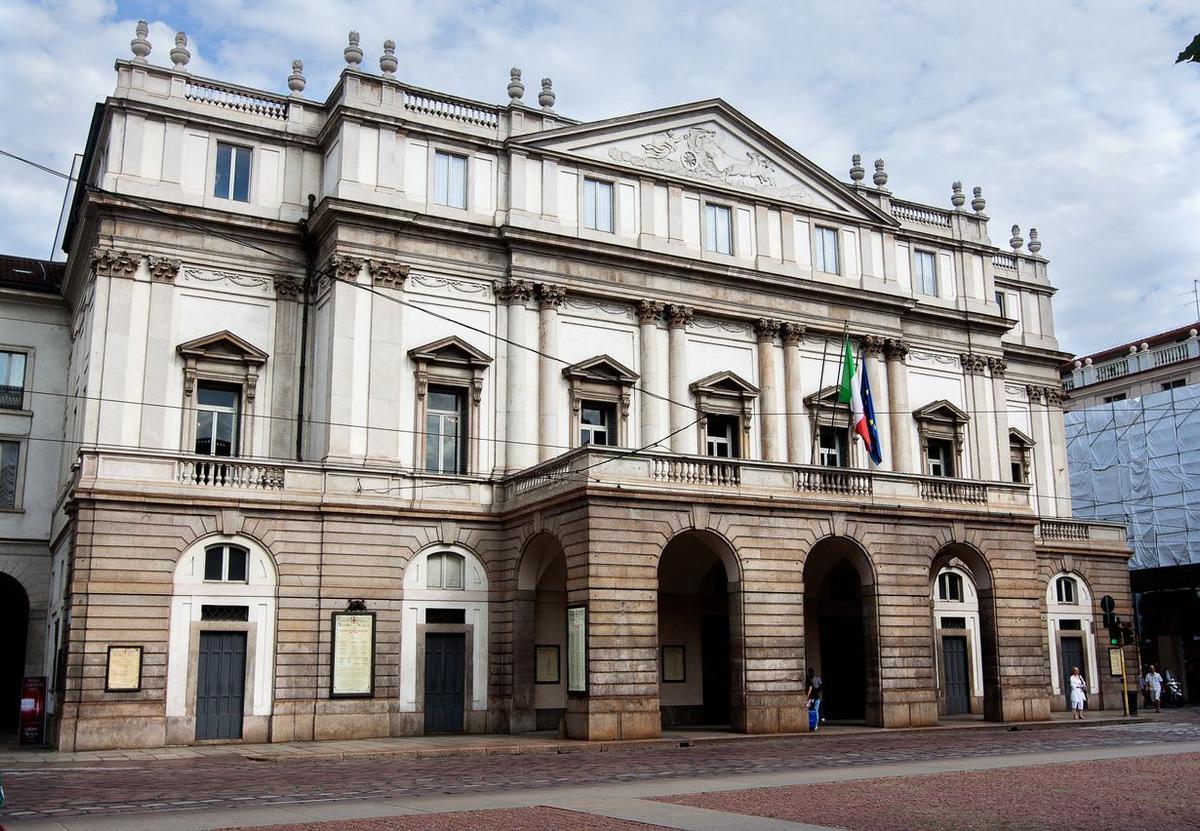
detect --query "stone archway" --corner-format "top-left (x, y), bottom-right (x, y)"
top-left (0, 572), bottom-right (29, 735)
top-left (512, 532), bottom-right (568, 733)
top-left (657, 529), bottom-right (744, 730)
top-left (930, 544), bottom-right (999, 721)
top-left (803, 536), bottom-right (881, 726)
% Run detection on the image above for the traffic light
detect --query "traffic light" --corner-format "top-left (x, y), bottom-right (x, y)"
top-left (1121, 621), bottom-right (1135, 647)
top-left (1108, 615), bottom-right (1123, 648)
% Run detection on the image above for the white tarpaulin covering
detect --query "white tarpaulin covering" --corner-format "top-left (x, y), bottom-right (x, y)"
top-left (1065, 384), bottom-right (1200, 569)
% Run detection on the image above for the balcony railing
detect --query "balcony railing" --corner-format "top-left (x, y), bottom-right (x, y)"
top-left (184, 79), bottom-right (289, 120)
top-left (1095, 359), bottom-right (1129, 382)
top-left (891, 200), bottom-right (953, 228)
top-left (796, 467), bottom-right (873, 497)
top-left (652, 457), bottom-right (741, 487)
top-left (0, 384), bottom-right (23, 409)
top-left (918, 478), bottom-right (988, 505)
top-left (178, 458), bottom-right (286, 490)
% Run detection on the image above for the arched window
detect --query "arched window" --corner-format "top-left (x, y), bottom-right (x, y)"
top-left (426, 552), bottom-right (465, 590)
top-left (938, 571), bottom-right (964, 602)
top-left (204, 544), bottom-right (249, 583)
top-left (1055, 575), bottom-right (1077, 605)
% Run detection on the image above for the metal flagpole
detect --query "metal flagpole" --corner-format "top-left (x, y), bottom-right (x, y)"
top-left (842, 321), bottom-right (855, 468)
top-left (811, 329), bottom-right (832, 465)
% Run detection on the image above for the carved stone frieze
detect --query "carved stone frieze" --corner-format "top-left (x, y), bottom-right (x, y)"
top-left (781, 322), bottom-right (806, 345)
top-left (537, 283), bottom-right (566, 309)
top-left (883, 337), bottom-right (910, 361)
top-left (495, 279), bottom-right (533, 305)
top-left (367, 259), bottom-right (409, 289)
top-left (754, 318), bottom-right (781, 343)
top-left (636, 299), bottom-right (663, 324)
top-left (273, 274), bottom-right (303, 301)
top-left (91, 247), bottom-right (140, 279)
top-left (664, 304), bottom-right (694, 329)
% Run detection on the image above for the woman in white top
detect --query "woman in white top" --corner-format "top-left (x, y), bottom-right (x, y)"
top-left (1069, 666), bottom-right (1088, 720)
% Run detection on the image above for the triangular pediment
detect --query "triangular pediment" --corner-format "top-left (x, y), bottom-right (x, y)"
top-left (914, 399), bottom-right (969, 423)
top-left (804, 384), bottom-right (848, 408)
top-left (690, 370), bottom-right (759, 397)
top-left (177, 330), bottom-right (267, 365)
top-left (408, 335), bottom-right (493, 366)
top-left (513, 100), bottom-right (896, 223)
top-left (1009, 427), bottom-right (1035, 447)
top-left (563, 354), bottom-right (638, 384)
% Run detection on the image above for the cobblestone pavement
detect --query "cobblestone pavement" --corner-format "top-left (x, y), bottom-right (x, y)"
top-left (2, 718), bottom-right (1198, 823)
top-left (222, 806), bottom-right (667, 831)
top-left (656, 751), bottom-right (1200, 831)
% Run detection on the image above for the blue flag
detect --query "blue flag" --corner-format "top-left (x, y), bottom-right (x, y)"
top-left (859, 355), bottom-right (883, 466)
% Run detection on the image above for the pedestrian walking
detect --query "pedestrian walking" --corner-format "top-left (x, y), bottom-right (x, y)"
top-left (806, 667), bottom-right (823, 730)
top-left (1144, 665), bottom-right (1164, 712)
top-left (1069, 666), bottom-right (1087, 720)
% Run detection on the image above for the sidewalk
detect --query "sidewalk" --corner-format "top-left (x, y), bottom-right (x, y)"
top-left (0, 710), bottom-right (1142, 769)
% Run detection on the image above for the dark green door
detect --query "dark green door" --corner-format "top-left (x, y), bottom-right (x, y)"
top-left (424, 633), bottom-right (465, 733)
top-left (195, 631), bottom-right (246, 740)
top-left (942, 635), bottom-right (970, 714)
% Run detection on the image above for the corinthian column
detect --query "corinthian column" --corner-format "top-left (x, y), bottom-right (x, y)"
top-left (498, 280), bottom-right (535, 471)
top-left (781, 323), bottom-right (805, 463)
top-left (665, 304), bottom-right (694, 454)
top-left (537, 284), bottom-right (565, 462)
top-left (637, 300), bottom-right (665, 448)
top-left (755, 318), bottom-right (783, 461)
top-left (884, 338), bottom-right (913, 473)
top-left (989, 357), bottom-right (1011, 481)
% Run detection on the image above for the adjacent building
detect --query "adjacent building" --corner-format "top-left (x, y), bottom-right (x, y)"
top-left (4, 23), bottom-right (1135, 750)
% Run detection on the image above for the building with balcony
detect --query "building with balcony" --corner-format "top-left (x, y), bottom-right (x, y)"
top-left (27, 24), bottom-right (1135, 751)
top-left (1060, 322), bottom-right (1200, 410)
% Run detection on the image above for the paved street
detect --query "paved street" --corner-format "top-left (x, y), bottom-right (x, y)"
top-left (2, 714), bottom-right (1199, 830)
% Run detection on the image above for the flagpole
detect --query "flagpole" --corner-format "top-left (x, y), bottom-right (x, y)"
top-left (843, 322), bottom-right (855, 468)
top-left (811, 327), bottom-right (833, 465)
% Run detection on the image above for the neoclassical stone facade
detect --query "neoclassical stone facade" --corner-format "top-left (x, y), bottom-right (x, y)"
top-left (27, 25), bottom-right (1135, 750)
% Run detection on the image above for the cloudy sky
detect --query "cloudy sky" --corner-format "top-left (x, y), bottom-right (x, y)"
top-left (1, 0), bottom-right (1198, 354)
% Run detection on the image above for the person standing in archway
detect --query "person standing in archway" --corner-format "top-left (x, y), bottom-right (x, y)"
top-left (806, 667), bottom-right (823, 730)
top-left (1069, 666), bottom-right (1088, 720)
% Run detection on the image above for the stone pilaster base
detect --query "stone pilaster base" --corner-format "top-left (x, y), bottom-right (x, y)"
top-left (564, 695), bottom-right (661, 740)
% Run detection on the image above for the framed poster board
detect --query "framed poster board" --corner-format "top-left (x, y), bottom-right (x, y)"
top-left (330, 611), bottom-right (376, 698)
top-left (1109, 647), bottom-right (1123, 677)
top-left (661, 645), bottom-right (686, 683)
top-left (535, 645), bottom-right (560, 684)
top-left (105, 645), bottom-right (143, 692)
top-left (567, 604), bottom-right (587, 694)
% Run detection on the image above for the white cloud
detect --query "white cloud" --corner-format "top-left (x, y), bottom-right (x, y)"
top-left (1, 0), bottom-right (1198, 352)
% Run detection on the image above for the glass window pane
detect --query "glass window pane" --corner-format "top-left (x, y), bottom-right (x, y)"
top-left (198, 384), bottom-right (238, 409)
top-left (427, 554), bottom-right (443, 588)
top-left (195, 410), bottom-right (214, 455)
top-left (449, 154), bottom-right (467, 208)
top-left (584, 179), bottom-right (596, 229)
top-left (443, 431), bottom-right (459, 474)
top-left (1, 352), bottom-right (25, 387)
top-left (214, 143), bottom-right (232, 198)
top-left (445, 555), bottom-right (464, 589)
top-left (704, 204), bottom-right (716, 251)
top-left (597, 181), bottom-right (613, 232)
top-left (425, 413), bottom-right (441, 472)
top-left (204, 547), bottom-right (224, 581)
top-left (433, 152), bottom-right (449, 205)
top-left (233, 146), bottom-right (252, 202)
top-left (214, 412), bottom-right (235, 457)
top-left (0, 441), bottom-right (17, 508)
top-left (428, 389), bottom-right (460, 413)
top-left (227, 547), bottom-right (248, 582)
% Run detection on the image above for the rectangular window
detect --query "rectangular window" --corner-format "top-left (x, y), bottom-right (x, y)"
top-left (814, 226), bottom-right (840, 274)
top-left (915, 251), bottom-right (938, 296)
top-left (433, 150), bottom-right (468, 209)
top-left (705, 414), bottom-right (740, 458)
top-left (818, 425), bottom-right (848, 467)
top-left (704, 203), bottom-right (733, 254)
top-left (425, 386), bottom-right (465, 474)
top-left (994, 290), bottom-right (1006, 316)
top-left (583, 178), bottom-right (614, 233)
top-left (0, 351), bottom-right (27, 410)
top-left (0, 440), bottom-right (19, 509)
top-left (1162, 379), bottom-right (1186, 391)
top-left (580, 401), bottom-right (616, 447)
top-left (1058, 618), bottom-right (1082, 630)
top-left (1011, 460), bottom-right (1025, 484)
top-left (1102, 393), bottom-right (1127, 403)
top-left (195, 382), bottom-right (240, 457)
top-left (926, 438), bottom-right (954, 477)
top-left (213, 142), bottom-right (252, 202)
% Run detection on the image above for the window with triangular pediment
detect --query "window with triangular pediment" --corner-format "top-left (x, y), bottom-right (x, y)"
top-left (408, 337), bottom-right (493, 475)
top-left (177, 331), bottom-right (268, 459)
top-left (689, 371), bottom-right (758, 459)
top-left (563, 355), bottom-right (638, 449)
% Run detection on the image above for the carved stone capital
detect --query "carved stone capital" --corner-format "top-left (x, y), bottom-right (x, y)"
top-left (274, 273), bottom-right (303, 301)
top-left (987, 356), bottom-right (1008, 377)
top-left (781, 322), bottom-right (806, 345)
top-left (754, 318), bottom-right (781, 343)
top-left (664, 304), bottom-right (694, 329)
top-left (367, 259), bottom-right (409, 289)
top-left (91, 247), bottom-right (140, 279)
top-left (861, 335), bottom-right (886, 357)
top-left (636, 299), bottom-right (663, 324)
top-left (959, 352), bottom-right (988, 374)
top-left (537, 283), bottom-right (566, 310)
top-left (1026, 384), bottom-right (1045, 404)
top-left (883, 337), bottom-right (910, 361)
top-left (495, 279), bottom-right (533, 305)
top-left (330, 255), bottom-right (365, 281)
top-left (147, 256), bottom-right (181, 284)
top-left (1045, 387), bottom-right (1063, 407)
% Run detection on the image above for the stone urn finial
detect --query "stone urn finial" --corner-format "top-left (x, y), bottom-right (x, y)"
top-left (538, 77), bottom-right (555, 110)
top-left (379, 40), bottom-right (398, 77)
top-left (872, 158), bottom-right (888, 188)
top-left (849, 154), bottom-right (865, 183)
top-left (344, 31), bottom-right (363, 66)
top-left (951, 181), bottom-right (965, 209)
top-left (131, 20), bottom-right (151, 62)
top-left (1027, 227), bottom-right (1042, 255)
top-left (508, 67), bottom-right (525, 102)
top-left (971, 186), bottom-right (986, 214)
top-left (288, 59), bottom-right (306, 95)
top-left (170, 32), bottom-right (190, 70)
top-left (1009, 224), bottom-right (1024, 252)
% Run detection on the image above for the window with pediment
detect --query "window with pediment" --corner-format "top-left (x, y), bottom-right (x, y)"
top-left (805, 385), bottom-right (856, 468)
top-left (1009, 428), bottom-right (1035, 484)
top-left (178, 331), bottom-right (268, 458)
top-left (912, 400), bottom-right (969, 479)
top-left (563, 355), bottom-right (638, 449)
top-left (408, 336), bottom-right (493, 475)
top-left (690, 371), bottom-right (758, 459)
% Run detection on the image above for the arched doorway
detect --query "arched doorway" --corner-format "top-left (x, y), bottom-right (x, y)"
top-left (514, 533), bottom-right (568, 733)
top-left (803, 537), bottom-right (879, 725)
top-left (1045, 571), bottom-right (1099, 711)
top-left (0, 573), bottom-right (30, 736)
top-left (930, 545), bottom-right (1002, 721)
top-left (657, 530), bottom-right (742, 729)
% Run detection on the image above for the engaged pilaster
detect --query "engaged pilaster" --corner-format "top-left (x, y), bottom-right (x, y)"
top-left (537, 284), bottom-right (565, 462)
top-left (498, 279), bottom-right (535, 471)
top-left (665, 304), bottom-right (694, 454)
top-left (988, 357), bottom-right (1011, 485)
top-left (755, 318), bottom-right (783, 461)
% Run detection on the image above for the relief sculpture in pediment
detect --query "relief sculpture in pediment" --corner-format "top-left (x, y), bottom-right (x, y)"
top-left (608, 126), bottom-right (811, 202)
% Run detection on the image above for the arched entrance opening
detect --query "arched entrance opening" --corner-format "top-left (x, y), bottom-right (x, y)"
top-left (657, 530), bottom-right (742, 729)
top-left (803, 537), bottom-right (879, 725)
top-left (0, 573), bottom-right (30, 736)
top-left (1045, 571), bottom-right (1099, 712)
top-left (514, 533), bottom-right (568, 733)
top-left (930, 545), bottom-right (999, 720)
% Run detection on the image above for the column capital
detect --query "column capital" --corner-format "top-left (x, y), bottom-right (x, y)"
top-left (781, 322), bottom-right (806, 345)
top-left (883, 337), bottom-right (910, 360)
top-left (91, 247), bottom-right (140, 279)
top-left (636, 299), bottom-right (663, 324)
top-left (367, 259), bottom-right (409, 289)
top-left (1045, 387), bottom-right (1064, 407)
top-left (329, 254), bottom-right (365, 281)
top-left (273, 273), bottom-right (303, 301)
top-left (496, 279), bottom-right (534, 305)
top-left (147, 255), bottom-right (181, 284)
top-left (987, 356), bottom-right (1008, 377)
top-left (537, 283), bottom-right (566, 310)
top-left (862, 334), bottom-right (886, 357)
top-left (1026, 384), bottom-right (1045, 404)
top-left (959, 352), bottom-right (988, 374)
top-left (754, 317), bottom-right (781, 343)
top-left (665, 303), bottom-right (694, 329)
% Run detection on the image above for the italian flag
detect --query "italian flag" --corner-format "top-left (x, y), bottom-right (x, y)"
top-left (838, 336), bottom-right (883, 465)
